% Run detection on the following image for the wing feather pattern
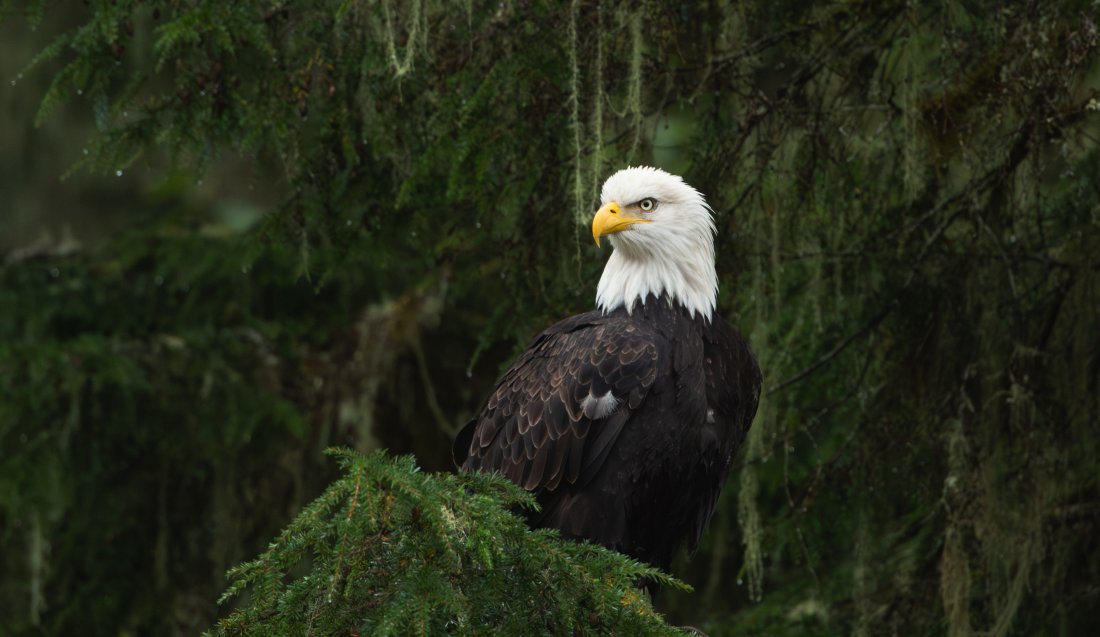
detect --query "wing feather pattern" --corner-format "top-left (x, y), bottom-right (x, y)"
top-left (456, 312), bottom-right (660, 493)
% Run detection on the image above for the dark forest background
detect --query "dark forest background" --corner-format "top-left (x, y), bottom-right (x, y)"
top-left (2, 1), bottom-right (1098, 635)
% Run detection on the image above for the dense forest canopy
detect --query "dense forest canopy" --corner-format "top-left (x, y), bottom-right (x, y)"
top-left (1, 1), bottom-right (1098, 635)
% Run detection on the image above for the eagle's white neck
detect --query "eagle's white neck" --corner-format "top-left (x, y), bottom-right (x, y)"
top-left (595, 231), bottom-right (717, 321)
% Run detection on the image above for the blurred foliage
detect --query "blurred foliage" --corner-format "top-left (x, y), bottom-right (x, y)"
top-left (1, 0), bottom-right (1098, 636)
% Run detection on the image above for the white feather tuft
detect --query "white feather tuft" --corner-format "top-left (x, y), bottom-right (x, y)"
top-left (580, 391), bottom-right (620, 419)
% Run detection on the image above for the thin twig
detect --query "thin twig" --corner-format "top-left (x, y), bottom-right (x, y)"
top-left (768, 303), bottom-right (893, 394)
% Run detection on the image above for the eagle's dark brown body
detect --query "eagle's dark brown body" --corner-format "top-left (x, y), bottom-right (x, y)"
top-left (454, 294), bottom-right (760, 570)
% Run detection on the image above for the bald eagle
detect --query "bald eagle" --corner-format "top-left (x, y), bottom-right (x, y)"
top-left (454, 167), bottom-right (761, 573)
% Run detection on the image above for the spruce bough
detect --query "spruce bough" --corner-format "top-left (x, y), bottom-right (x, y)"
top-left (208, 449), bottom-right (691, 636)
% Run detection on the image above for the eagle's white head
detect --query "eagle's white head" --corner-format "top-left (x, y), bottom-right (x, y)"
top-left (592, 166), bottom-right (717, 320)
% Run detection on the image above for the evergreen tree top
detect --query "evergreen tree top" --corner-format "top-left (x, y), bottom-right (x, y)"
top-left (209, 448), bottom-right (690, 636)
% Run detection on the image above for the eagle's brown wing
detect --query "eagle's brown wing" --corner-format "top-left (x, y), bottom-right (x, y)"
top-left (454, 312), bottom-right (661, 492)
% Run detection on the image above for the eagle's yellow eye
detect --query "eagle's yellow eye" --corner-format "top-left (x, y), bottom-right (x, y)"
top-left (639, 198), bottom-right (657, 212)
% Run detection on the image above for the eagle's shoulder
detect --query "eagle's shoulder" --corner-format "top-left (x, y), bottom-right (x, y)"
top-left (701, 315), bottom-right (762, 435)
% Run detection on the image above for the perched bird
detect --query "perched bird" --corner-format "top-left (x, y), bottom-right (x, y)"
top-left (454, 166), bottom-right (760, 574)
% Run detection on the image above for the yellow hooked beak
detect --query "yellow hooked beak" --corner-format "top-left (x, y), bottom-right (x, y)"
top-left (591, 201), bottom-right (652, 247)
